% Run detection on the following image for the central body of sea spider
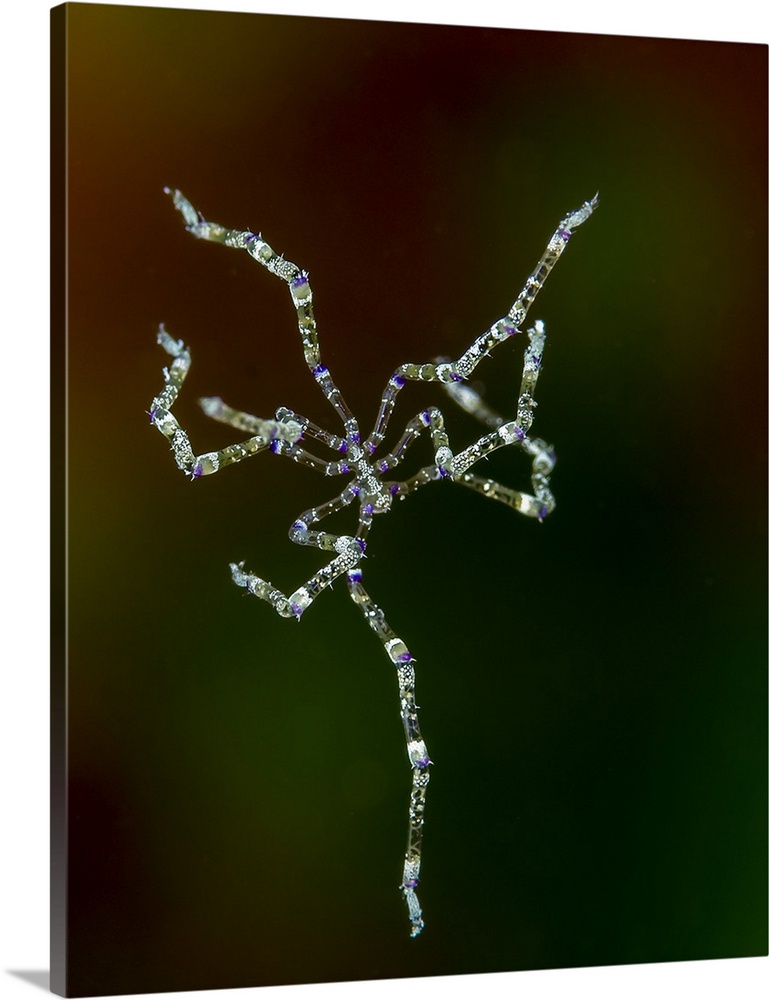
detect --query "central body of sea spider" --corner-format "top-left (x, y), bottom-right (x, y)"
top-left (150, 187), bottom-right (598, 936)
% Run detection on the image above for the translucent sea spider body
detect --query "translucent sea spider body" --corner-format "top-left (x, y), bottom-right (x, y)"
top-left (150, 188), bottom-right (598, 936)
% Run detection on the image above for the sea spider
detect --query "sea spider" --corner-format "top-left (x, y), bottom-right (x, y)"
top-left (149, 187), bottom-right (598, 936)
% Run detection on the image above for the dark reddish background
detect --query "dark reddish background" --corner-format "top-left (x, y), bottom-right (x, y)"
top-left (57, 4), bottom-right (766, 996)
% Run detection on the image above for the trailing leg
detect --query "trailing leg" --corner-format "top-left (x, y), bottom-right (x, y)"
top-left (346, 567), bottom-right (430, 937)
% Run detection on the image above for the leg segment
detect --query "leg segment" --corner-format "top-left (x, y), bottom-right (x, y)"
top-left (364, 195), bottom-right (598, 452)
top-left (371, 405), bottom-right (456, 480)
top-left (440, 372), bottom-right (505, 430)
top-left (346, 567), bottom-right (430, 937)
top-left (274, 407), bottom-right (346, 454)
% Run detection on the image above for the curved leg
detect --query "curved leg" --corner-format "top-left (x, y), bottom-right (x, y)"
top-left (150, 326), bottom-right (330, 477)
top-left (449, 321), bottom-right (551, 474)
top-left (231, 536), bottom-right (364, 619)
top-left (454, 433), bottom-right (556, 520)
top-left (231, 483), bottom-right (365, 619)
top-left (345, 566), bottom-right (430, 937)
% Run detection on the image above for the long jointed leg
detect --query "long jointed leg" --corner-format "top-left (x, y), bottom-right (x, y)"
top-left (346, 566), bottom-right (430, 937)
top-left (429, 320), bottom-right (555, 517)
top-left (438, 317), bottom-right (548, 433)
top-left (231, 537), bottom-right (363, 619)
top-left (455, 435), bottom-right (556, 519)
top-left (164, 188), bottom-right (362, 447)
top-left (201, 397), bottom-right (362, 477)
top-left (150, 325), bottom-right (307, 478)
top-left (151, 326), bottom-right (335, 478)
top-left (440, 373), bottom-right (505, 430)
top-left (390, 323), bottom-right (557, 517)
top-left (450, 320), bottom-right (551, 476)
top-left (364, 194), bottom-right (598, 453)
top-left (232, 488), bottom-right (366, 619)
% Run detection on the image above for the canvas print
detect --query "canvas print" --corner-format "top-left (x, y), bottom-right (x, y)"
top-left (52, 3), bottom-right (767, 996)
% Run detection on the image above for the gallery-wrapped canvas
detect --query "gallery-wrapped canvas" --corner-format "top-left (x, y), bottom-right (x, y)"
top-left (51, 3), bottom-right (767, 996)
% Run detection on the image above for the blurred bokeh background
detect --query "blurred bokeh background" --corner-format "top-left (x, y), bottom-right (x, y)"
top-left (58, 4), bottom-right (766, 996)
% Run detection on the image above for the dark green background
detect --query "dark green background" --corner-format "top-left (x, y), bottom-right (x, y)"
top-left (59, 4), bottom-right (766, 995)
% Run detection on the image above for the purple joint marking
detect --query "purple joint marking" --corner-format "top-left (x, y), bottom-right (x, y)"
top-left (355, 538), bottom-right (367, 553)
top-left (397, 652), bottom-right (413, 663)
top-left (312, 364), bottom-right (328, 377)
top-left (291, 272), bottom-right (308, 287)
top-left (348, 569), bottom-right (363, 583)
top-left (514, 426), bottom-right (525, 441)
top-left (363, 504), bottom-right (375, 516)
top-left (389, 484), bottom-right (399, 495)
top-left (559, 228), bottom-right (572, 241)
top-left (350, 432), bottom-right (361, 444)
top-left (291, 602), bottom-right (305, 618)
top-left (538, 505), bottom-right (548, 521)
top-left (379, 460), bottom-right (389, 473)
top-left (245, 233), bottom-right (257, 244)
top-left (338, 441), bottom-right (348, 454)
top-left (270, 439), bottom-right (280, 453)
top-left (351, 485), bottom-right (361, 496)
top-left (367, 442), bottom-right (377, 455)
top-left (449, 371), bottom-right (463, 382)
top-left (504, 324), bottom-right (518, 337)
top-left (415, 756), bottom-right (431, 769)
top-left (149, 408), bottom-right (158, 424)
top-left (392, 374), bottom-right (406, 388)
top-left (438, 465), bottom-right (449, 478)
top-left (421, 410), bottom-right (431, 425)
top-left (339, 462), bottom-right (350, 475)
top-left (192, 462), bottom-right (203, 478)
top-left (403, 879), bottom-right (419, 889)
